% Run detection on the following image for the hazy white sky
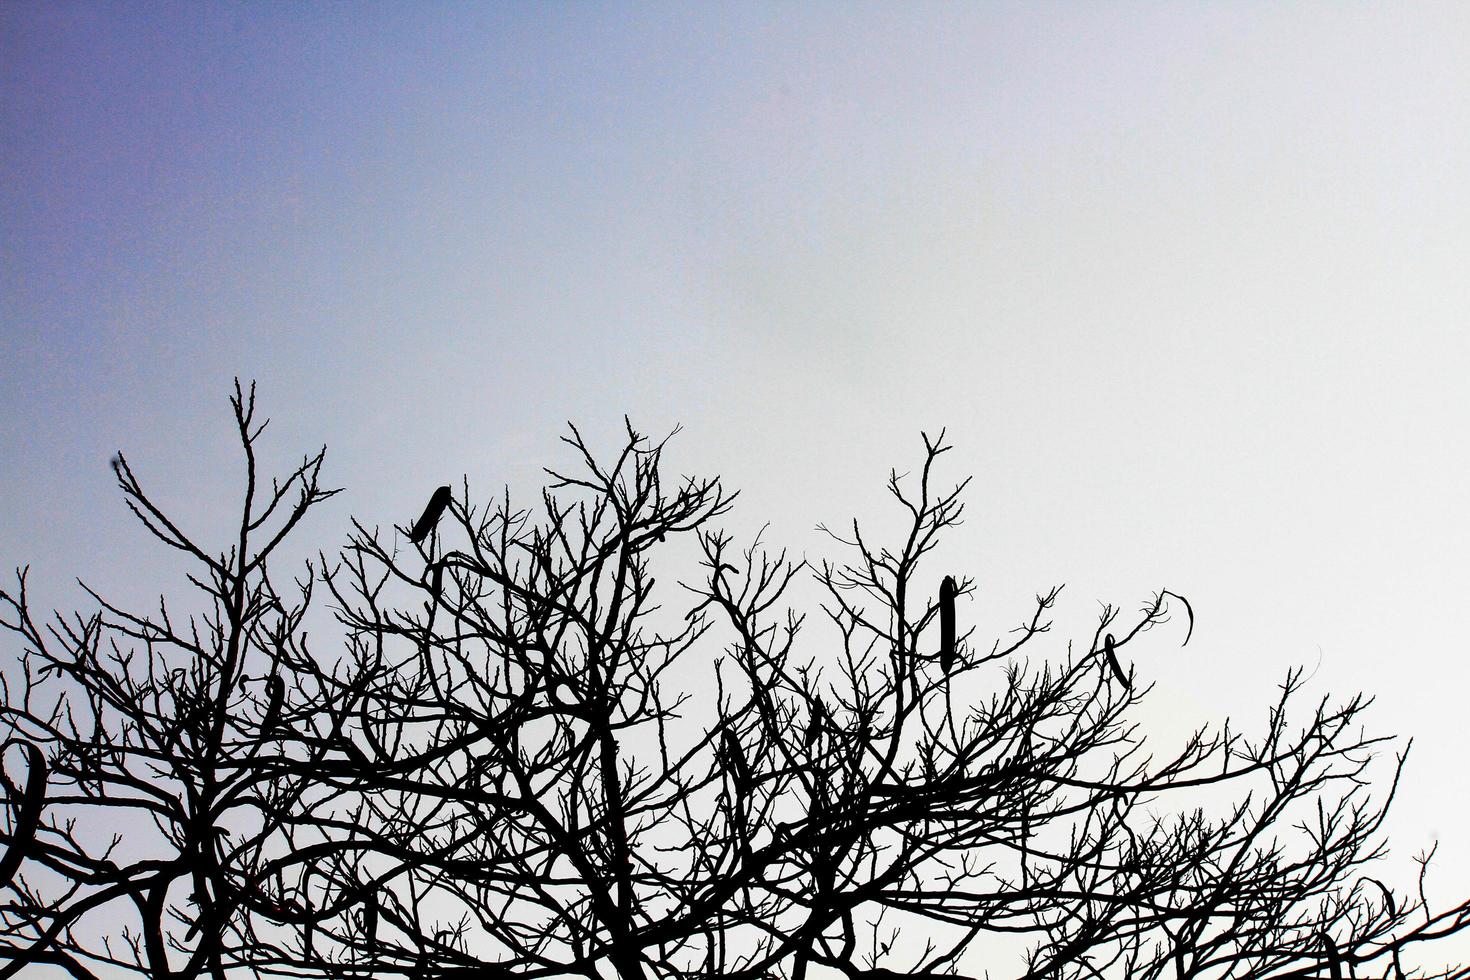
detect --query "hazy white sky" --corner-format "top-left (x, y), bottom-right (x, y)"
top-left (4, 1), bottom-right (1469, 968)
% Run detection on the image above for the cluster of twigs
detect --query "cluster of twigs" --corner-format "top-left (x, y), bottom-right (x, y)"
top-left (1, 385), bottom-right (1467, 979)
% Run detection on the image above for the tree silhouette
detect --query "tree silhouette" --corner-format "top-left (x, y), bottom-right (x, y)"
top-left (2, 387), bottom-right (1467, 979)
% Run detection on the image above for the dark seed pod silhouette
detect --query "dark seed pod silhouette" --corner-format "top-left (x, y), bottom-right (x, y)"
top-left (809, 766), bottom-right (828, 816)
top-left (408, 485), bottom-right (453, 544)
top-left (1321, 932), bottom-right (1342, 980)
top-left (721, 730), bottom-right (751, 791)
top-left (361, 891), bottom-right (378, 943)
top-left (1103, 633), bottom-right (1130, 690)
top-left (429, 561), bottom-right (445, 603)
top-left (0, 740), bottom-right (46, 888)
top-left (261, 675), bottom-right (284, 736)
top-left (1366, 876), bottom-right (1397, 920)
top-left (805, 699), bottom-right (826, 748)
top-left (298, 865), bottom-right (316, 957)
top-left (939, 575), bottom-right (958, 674)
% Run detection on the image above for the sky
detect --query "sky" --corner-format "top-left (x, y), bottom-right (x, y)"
top-left (4, 0), bottom-right (1470, 970)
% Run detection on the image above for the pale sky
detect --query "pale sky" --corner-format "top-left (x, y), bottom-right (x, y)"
top-left (4, 1), bottom-right (1469, 969)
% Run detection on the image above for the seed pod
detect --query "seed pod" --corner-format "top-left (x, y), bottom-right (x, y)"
top-left (299, 865), bottom-right (316, 957)
top-left (1367, 877), bottom-right (1397, 920)
top-left (361, 891), bottom-right (378, 943)
top-left (721, 731), bottom-right (751, 791)
top-left (408, 486), bottom-right (452, 544)
top-left (1321, 932), bottom-right (1342, 980)
top-left (1103, 633), bottom-right (1130, 689)
top-left (0, 740), bottom-right (46, 888)
top-left (939, 575), bottom-right (957, 674)
top-left (261, 675), bottom-right (284, 736)
top-left (805, 699), bottom-right (825, 748)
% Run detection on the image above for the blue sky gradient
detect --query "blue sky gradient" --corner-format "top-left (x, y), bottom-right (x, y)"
top-left (5, 2), bottom-right (1470, 968)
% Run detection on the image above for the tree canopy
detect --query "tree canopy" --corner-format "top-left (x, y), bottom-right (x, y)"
top-left (2, 383), bottom-right (1467, 979)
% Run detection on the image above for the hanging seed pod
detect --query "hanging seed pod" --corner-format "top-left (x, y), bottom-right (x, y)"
top-left (429, 561), bottom-right (445, 605)
top-left (721, 731), bottom-right (751, 791)
top-left (1103, 633), bottom-right (1130, 690)
top-left (1369, 877), bottom-right (1398, 920)
top-left (805, 699), bottom-right (825, 748)
top-left (408, 486), bottom-right (452, 544)
top-left (361, 890), bottom-right (378, 944)
top-left (299, 865), bottom-right (316, 957)
top-left (1321, 932), bottom-right (1342, 980)
top-left (0, 740), bottom-right (46, 888)
top-left (261, 675), bottom-right (284, 736)
top-left (939, 575), bottom-right (957, 674)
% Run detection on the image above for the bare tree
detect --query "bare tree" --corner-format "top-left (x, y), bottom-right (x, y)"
top-left (3, 389), bottom-right (1468, 979)
top-left (0, 382), bottom-right (346, 979)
